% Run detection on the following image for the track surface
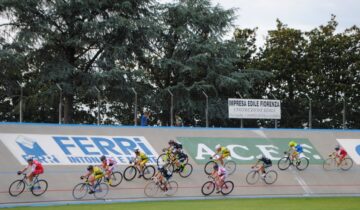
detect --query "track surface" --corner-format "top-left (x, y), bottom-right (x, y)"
top-left (0, 124), bottom-right (360, 207)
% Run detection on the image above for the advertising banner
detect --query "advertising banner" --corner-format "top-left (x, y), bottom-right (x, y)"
top-left (228, 98), bottom-right (281, 119)
top-left (337, 139), bottom-right (360, 165)
top-left (0, 133), bottom-right (158, 165)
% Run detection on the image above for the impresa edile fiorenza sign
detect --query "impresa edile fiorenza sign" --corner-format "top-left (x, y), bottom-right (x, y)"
top-left (0, 134), bottom-right (159, 165)
top-left (228, 98), bottom-right (281, 119)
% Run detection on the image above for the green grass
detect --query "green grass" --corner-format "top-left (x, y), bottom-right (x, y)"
top-left (13, 197), bottom-right (360, 210)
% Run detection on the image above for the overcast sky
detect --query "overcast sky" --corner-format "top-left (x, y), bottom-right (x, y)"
top-left (160, 0), bottom-right (360, 46)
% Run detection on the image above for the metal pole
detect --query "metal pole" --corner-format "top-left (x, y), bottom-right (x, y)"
top-left (304, 94), bottom-right (312, 129)
top-left (342, 96), bottom-right (346, 129)
top-left (270, 93), bottom-right (278, 129)
top-left (202, 90), bottom-right (209, 127)
top-left (56, 84), bottom-right (62, 124)
top-left (236, 91), bottom-right (244, 128)
top-left (168, 89), bottom-right (174, 126)
top-left (94, 87), bottom-right (100, 125)
top-left (17, 81), bottom-right (23, 123)
top-left (132, 88), bottom-right (137, 126)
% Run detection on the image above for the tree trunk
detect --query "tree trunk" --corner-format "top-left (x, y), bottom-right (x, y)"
top-left (63, 94), bottom-right (74, 124)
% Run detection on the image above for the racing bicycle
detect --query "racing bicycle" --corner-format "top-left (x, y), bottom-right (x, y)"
top-left (72, 177), bottom-right (109, 200)
top-left (277, 151), bottom-right (309, 171)
top-left (204, 156), bottom-right (236, 175)
top-left (201, 176), bottom-right (234, 196)
top-left (123, 160), bottom-right (155, 181)
top-left (144, 176), bottom-right (178, 197)
top-left (9, 173), bottom-right (48, 197)
top-left (323, 153), bottom-right (353, 171)
top-left (246, 166), bottom-right (278, 185)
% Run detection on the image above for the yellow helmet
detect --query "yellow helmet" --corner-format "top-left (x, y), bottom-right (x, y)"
top-left (289, 141), bottom-right (297, 147)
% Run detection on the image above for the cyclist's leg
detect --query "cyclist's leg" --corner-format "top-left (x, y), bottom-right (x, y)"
top-left (218, 155), bottom-right (225, 166)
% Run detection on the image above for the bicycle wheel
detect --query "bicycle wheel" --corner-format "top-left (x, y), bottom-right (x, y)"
top-left (94, 183), bottom-right (109, 199)
top-left (246, 170), bottom-right (260, 185)
top-left (144, 181), bottom-right (159, 197)
top-left (109, 171), bottom-right (123, 187)
top-left (9, 180), bottom-right (25, 197)
top-left (264, 170), bottom-right (278, 185)
top-left (204, 161), bottom-right (216, 175)
top-left (201, 181), bottom-right (215, 196)
top-left (340, 158), bottom-right (353, 171)
top-left (157, 153), bottom-right (168, 166)
top-left (221, 181), bottom-right (234, 195)
top-left (296, 157), bottom-right (309, 170)
top-left (165, 181), bottom-right (178, 196)
top-left (224, 161), bottom-right (236, 175)
top-left (124, 166), bottom-right (137, 181)
top-left (31, 179), bottom-right (48, 196)
top-left (278, 157), bottom-right (291, 170)
top-left (143, 165), bottom-right (156, 180)
top-left (323, 158), bottom-right (336, 171)
top-left (179, 163), bottom-right (193, 178)
top-left (72, 183), bottom-right (88, 200)
top-left (164, 163), bottom-right (175, 174)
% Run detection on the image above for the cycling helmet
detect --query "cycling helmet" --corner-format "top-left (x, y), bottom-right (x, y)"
top-left (27, 157), bottom-right (33, 162)
top-left (213, 164), bottom-right (219, 170)
top-left (168, 139), bottom-right (175, 144)
top-left (288, 141), bottom-right (296, 147)
top-left (87, 165), bottom-right (94, 171)
top-left (100, 155), bottom-right (106, 161)
top-left (134, 148), bottom-right (140, 153)
top-left (215, 144), bottom-right (221, 151)
top-left (335, 145), bottom-right (340, 151)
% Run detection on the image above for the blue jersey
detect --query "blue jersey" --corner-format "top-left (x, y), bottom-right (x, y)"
top-left (295, 144), bottom-right (303, 153)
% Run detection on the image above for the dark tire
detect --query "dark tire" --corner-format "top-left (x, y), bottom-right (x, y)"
top-left (72, 183), bottom-right (88, 200)
top-left (179, 163), bottom-right (193, 178)
top-left (278, 157), bottom-right (291, 170)
top-left (165, 181), bottom-right (178, 196)
top-left (109, 171), bottom-right (123, 187)
top-left (246, 170), bottom-right (259, 185)
top-left (296, 157), bottom-right (309, 171)
top-left (143, 165), bottom-right (156, 180)
top-left (340, 158), bottom-right (353, 171)
top-left (9, 180), bottom-right (25, 197)
top-left (157, 153), bottom-right (168, 167)
top-left (94, 183), bottom-right (109, 199)
top-left (31, 179), bottom-right (48, 196)
top-left (224, 161), bottom-right (236, 175)
top-left (204, 161), bottom-right (216, 175)
top-left (221, 181), bottom-right (234, 195)
top-left (201, 181), bottom-right (215, 196)
top-left (264, 170), bottom-right (278, 185)
top-left (323, 158), bottom-right (335, 171)
top-left (144, 181), bottom-right (159, 197)
top-left (124, 166), bottom-right (137, 181)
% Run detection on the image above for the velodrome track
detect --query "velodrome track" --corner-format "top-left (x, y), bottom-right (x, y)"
top-left (0, 123), bottom-right (360, 207)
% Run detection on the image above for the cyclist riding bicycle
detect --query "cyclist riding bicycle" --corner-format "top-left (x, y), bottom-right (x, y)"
top-left (168, 139), bottom-right (183, 153)
top-left (212, 144), bottom-right (231, 166)
top-left (80, 165), bottom-right (104, 194)
top-left (288, 141), bottom-right (303, 163)
top-left (333, 145), bottom-right (347, 166)
top-left (134, 148), bottom-right (149, 178)
top-left (17, 157), bottom-right (44, 188)
top-left (100, 155), bottom-right (117, 183)
top-left (252, 155), bottom-right (272, 178)
top-left (154, 165), bottom-right (172, 192)
top-left (211, 164), bottom-right (227, 193)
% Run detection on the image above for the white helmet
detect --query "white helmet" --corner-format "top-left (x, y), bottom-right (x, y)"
top-left (215, 144), bottom-right (221, 150)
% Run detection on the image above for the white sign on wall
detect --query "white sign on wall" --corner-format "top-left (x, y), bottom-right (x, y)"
top-left (228, 98), bottom-right (281, 119)
top-left (0, 133), bottom-right (159, 165)
top-left (337, 139), bottom-right (360, 165)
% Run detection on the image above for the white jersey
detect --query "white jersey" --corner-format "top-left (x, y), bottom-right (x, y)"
top-left (217, 166), bottom-right (227, 177)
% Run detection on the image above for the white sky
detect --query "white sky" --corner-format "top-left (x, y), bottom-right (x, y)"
top-left (159, 0), bottom-right (360, 46)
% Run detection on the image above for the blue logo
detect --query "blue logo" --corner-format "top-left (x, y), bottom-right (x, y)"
top-left (356, 145), bottom-right (360, 156)
top-left (16, 135), bottom-right (47, 158)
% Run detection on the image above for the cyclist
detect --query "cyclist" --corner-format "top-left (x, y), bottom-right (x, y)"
top-left (174, 150), bottom-right (188, 172)
top-left (17, 157), bottom-right (44, 188)
top-left (80, 165), bottom-right (104, 194)
top-left (212, 144), bottom-right (231, 166)
top-left (100, 155), bottom-right (117, 183)
top-left (288, 141), bottom-right (303, 163)
top-left (168, 139), bottom-right (183, 153)
top-left (334, 145), bottom-right (347, 166)
top-left (211, 164), bottom-right (227, 193)
top-left (252, 155), bottom-right (272, 178)
top-left (134, 148), bottom-right (149, 178)
top-left (154, 166), bottom-right (172, 192)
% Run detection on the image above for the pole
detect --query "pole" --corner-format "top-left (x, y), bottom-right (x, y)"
top-left (56, 84), bottom-right (62, 124)
top-left (168, 89), bottom-right (174, 126)
top-left (17, 81), bottom-right (23, 123)
top-left (270, 93), bottom-right (278, 129)
top-left (236, 91), bottom-right (244, 128)
top-left (94, 87), bottom-right (100, 125)
top-left (202, 90), bottom-right (209, 127)
top-left (304, 94), bottom-right (312, 129)
top-left (132, 88), bottom-right (137, 126)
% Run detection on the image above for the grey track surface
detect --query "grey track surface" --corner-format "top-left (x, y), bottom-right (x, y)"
top-left (0, 124), bottom-right (360, 207)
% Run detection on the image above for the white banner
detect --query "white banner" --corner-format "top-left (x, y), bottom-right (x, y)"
top-left (228, 98), bottom-right (281, 119)
top-left (337, 139), bottom-right (360, 165)
top-left (0, 134), bottom-right (159, 165)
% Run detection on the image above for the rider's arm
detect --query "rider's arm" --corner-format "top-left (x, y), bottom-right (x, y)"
top-left (18, 165), bottom-right (29, 174)
top-left (253, 159), bottom-right (260, 168)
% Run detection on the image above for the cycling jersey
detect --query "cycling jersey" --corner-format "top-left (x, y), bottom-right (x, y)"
top-left (338, 148), bottom-right (347, 158)
top-left (259, 157), bottom-right (272, 165)
top-left (27, 160), bottom-right (44, 175)
top-left (92, 166), bottom-right (103, 176)
top-left (295, 144), bottom-right (303, 153)
top-left (217, 166), bottom-right (227, 177)
top-left (173, 141), bottom-right (183, 150)
top-left (159, 168), bottom-right (172, 180)
top-left (218, 147), bottom-right (230, 157)
top-left (105, 157), bottom-right (117, 166)
top-left (137, 152), bottom-right (149, 161)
